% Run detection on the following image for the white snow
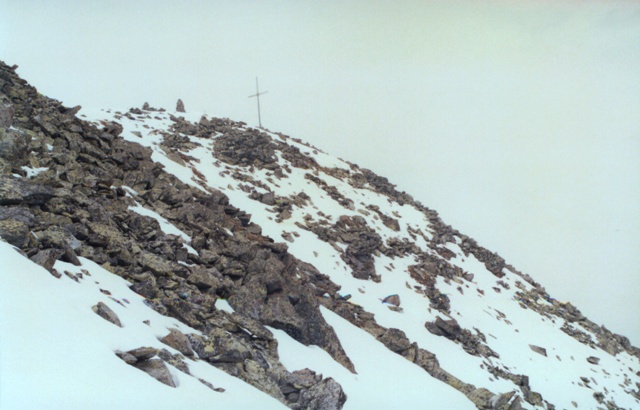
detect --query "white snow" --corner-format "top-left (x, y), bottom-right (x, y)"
top-left (20, 165), bottom-right (48, 178)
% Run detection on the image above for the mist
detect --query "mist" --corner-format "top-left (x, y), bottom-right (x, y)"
top-left (2, 0), bottom-right (639, 344)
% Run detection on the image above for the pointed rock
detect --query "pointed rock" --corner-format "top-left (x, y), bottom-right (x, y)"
top-left (529, 344), bottom-right (547, 357)
top-left (134, 358), bottom-right (176, 387)
top-left (92, 301), bottom-right (122, 327)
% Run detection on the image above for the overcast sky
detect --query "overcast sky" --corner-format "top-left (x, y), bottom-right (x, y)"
top-left (2, 0), bottom-right (639, 345)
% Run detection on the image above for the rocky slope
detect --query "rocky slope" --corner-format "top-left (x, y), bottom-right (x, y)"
top-left (1, 60), bottom-right (639, 409)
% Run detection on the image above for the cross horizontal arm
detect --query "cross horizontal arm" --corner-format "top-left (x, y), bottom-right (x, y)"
top-left (248, 90), bottom-right (268, 98)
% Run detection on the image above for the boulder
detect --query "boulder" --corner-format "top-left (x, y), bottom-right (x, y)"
top-left (133, 358), bottom-right (176, 387)
top-left (528, 344), bottom-right (547, 357)
top-left (586, 356), bottom-right (600, 365)
top-left (30, 248), bottom-right (64, 271)
top-left (0, 103), bottom-right (14, 128)
top-left (0, 177), bottom-right (54, 205)
top-left (0, 128), bottom-right (30, 162)
top-left (126, 347), bottom-right (159, 362)
top-left (92, 301), bottom-right (123, 327)
top-left (425, 316), bottom-right (463, 340)
top-left (186, 266), bottom-right (222, 291)
top-left (176, 99), bottom-right (185, 113)
top-left (160, 328), bottom-right (194, 357)
top-left (381, 294), bottom-right (400, 307)
top-left (115, 351), bottom-right (137, 365)
top-left (0, 219), bottom-right (29, 247)
top-left (295, 378), bottom-right (347, 410)
top-left (189, 327), bottom-right (252, 364)
top-left (377, 328), bottom-right (411, 353)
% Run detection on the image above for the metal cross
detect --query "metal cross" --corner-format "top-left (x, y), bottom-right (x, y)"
top-left (248, 77), bottom-right (268, 128)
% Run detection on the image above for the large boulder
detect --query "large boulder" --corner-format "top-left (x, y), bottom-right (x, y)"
top-left (160, 328), bottom-right (194, 357)
top-left (0, 218), bottom-right (29, 247)
top-left (92, 301), bottom-right (123, 327)
top-left (0, 177), bottom-right (54, 205)
top-left (134, 358), bottom-right (176, 387)
top-left (295, 378), bottom-right (347, 410)
top-left (30, 248), bottom-right (64, 272)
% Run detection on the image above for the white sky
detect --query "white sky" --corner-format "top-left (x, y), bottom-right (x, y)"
top-left (2, 0), bottom-right (639, 345)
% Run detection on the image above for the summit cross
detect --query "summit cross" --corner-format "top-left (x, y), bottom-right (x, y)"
top-left (248, 77), bottom-right (268, 128)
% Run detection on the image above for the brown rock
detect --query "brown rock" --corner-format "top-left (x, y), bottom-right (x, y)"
top-left (127, 347), bottom-right (159, 361)
top-left (176, 99), bottom-right (185, 113)
top-left (160, 328), bottom-right (194, 357)
top-left (134, 358), bottom-right (176, 387)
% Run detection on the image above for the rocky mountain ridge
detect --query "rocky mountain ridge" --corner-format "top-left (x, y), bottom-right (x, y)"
top-left (1, 60), bottom-right (639, 409)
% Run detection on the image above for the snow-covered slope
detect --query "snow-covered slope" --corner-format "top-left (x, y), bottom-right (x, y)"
top-left (1, 60), bottom-right (638, 410)
top-left (72, 105), bottom-right (638, 409)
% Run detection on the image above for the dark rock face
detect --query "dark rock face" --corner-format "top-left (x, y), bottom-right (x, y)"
top-left (176, 99), bottom-right (185, 113)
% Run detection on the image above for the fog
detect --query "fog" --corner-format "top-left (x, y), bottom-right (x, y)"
top-left (2, 1), bottom-right (639, 344)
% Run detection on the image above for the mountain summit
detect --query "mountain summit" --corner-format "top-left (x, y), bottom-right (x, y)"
top-left (1, 61), bottom-right (639, 409)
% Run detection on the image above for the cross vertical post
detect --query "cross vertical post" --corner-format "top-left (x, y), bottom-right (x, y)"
top-left (248, 77), bottom-right (268, 128)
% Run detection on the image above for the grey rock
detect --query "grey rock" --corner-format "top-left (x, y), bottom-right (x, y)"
top-left (296, 378), bottom-right (346, 410)
top-left (377, 328), bottom-right (411, 353)
top-left (0, 104), bottom-right (14, 128)
top-left (30, 248), bottom-right (64, 271)
top-left (0, 128), bottom-right (30, 162)
top-left (0, 219), bottom-right (29, 247)
top-left (92, 301), bottom-right (123, 327)
top-left (0, 177), bottom-right (54, 205)
top-left (186, 266), bottom-right (221, 291)
top-left (529, 344), bottom-right (547, 357)
top-left (133, 358), bottom-right (176, 387)
top-left (115, 351), bottom-right (138, 365)
top-left (126, 347), bottom-right (159, 362)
